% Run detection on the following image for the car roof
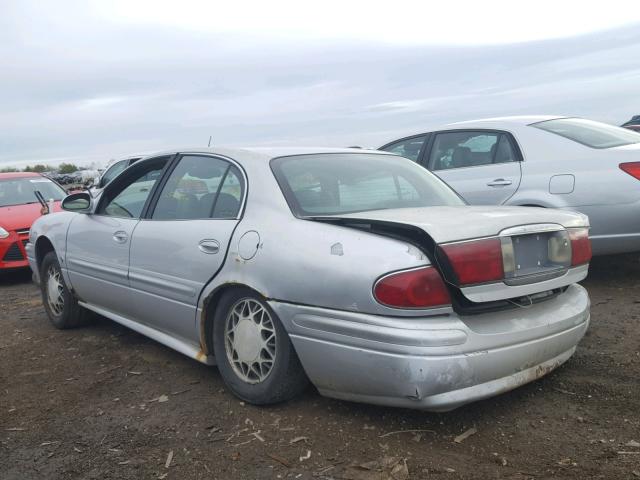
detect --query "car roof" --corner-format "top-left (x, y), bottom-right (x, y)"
top-left (138, 146), bottom-right (391, 164)
top-left (0, 172), bottom-right (43, 180)
top-left (379, 115), bottom-right (569, 147)
top-left (444, 115), bottom-right (566, 128)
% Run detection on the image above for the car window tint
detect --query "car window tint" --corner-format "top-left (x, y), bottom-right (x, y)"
top-left (271, 153), bottom-right (463, 216)
top-left (380, 136), bottom-right (426, 161)
top-left (101, 160), bottom-right (128, 186)
top-left (99, 159), bottom-right (167, 218)
top-left (152, 156), bottom-right (242, 220)
top-left (430, 132), bottom-right (502, 170)
top-left (212, 166), bottom-right (243, 218)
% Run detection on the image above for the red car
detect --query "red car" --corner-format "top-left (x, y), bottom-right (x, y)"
top-left (0, 172), bottom-right (65, 270)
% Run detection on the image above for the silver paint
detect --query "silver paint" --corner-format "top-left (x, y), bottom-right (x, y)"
top-left (28, 147), bottom-right (592, 411)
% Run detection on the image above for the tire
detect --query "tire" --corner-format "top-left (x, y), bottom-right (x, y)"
top-left (213, 288), bottom-right (309, 405)
top-left (40, 251), bottom-right (92, 329)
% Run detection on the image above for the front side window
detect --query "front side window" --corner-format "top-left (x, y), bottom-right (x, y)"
top-left (100, 160), bottom-right (128, 187)
top-left (380, 136), bottom-right (426, 161)
top-left (532, 117), bottom-right (640, 149)
top-left (271, 153), bottom-right (463, 216)
top-left (0, 177), bottom-right (66, 207)
top-left (430, 131), bottom-right (512, 170)
top-left (152, 155), bottom-right (244, 220)
top-left (98, 157), bottom-right (168, 218)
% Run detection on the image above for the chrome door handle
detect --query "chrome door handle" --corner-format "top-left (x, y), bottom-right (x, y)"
top-left (487, 178), bottom-right (512, 187)
top-left (112, 231), bottom-right (128, 244)
top-left (198, 239), bottom-right (220, 254)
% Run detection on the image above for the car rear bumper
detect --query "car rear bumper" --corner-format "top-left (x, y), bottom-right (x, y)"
top-left (270, 284), bottom-right (590, 411)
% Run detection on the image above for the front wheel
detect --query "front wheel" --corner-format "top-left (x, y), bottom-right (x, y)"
top-left (40, 251), bottom-right (92, 329)
top-left (212, 288), bottom-right (309, 404)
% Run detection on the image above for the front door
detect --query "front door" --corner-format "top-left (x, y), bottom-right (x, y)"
top-left (65, 156), bottom-right (169, 315)
top-left (426, 130), bottom-right (522, 205)
top-left (128, 154), bottom-right (245, 342)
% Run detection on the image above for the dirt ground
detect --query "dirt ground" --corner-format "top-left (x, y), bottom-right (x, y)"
top-left (1, 255), bottom-right (639, 480)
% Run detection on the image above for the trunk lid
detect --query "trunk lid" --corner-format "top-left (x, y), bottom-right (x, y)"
top-left (317, 206), bottom-right (590, 305)
top-left (329, 205), bottom-right (588, 244)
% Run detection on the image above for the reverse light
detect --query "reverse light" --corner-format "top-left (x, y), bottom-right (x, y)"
top-left (374, 266), bottom-right (451, 309)
top-left (568, 228), bottom-right (592, 266)
top-left (620, 162), bottom-right (640, 180)
top-left (0, 226), bottom-right (9, 239)
top-left (440, 238), bottom-right (504, 286)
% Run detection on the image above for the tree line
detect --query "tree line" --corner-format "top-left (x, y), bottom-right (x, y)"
top-left (0, 163), bottom-right (80, 174)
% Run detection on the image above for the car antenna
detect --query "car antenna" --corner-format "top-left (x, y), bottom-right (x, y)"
top-left (208, 135), bottom-right (212, 148)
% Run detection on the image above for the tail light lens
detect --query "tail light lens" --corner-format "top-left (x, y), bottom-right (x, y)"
top-left (374, 266), bottom-right (451, 309)
top-left (440, 238), bottom-right (503, 286)
top-left (620, 162), bottom-right (640, 180)
top-left (568, 228), bottom-right (592, 266)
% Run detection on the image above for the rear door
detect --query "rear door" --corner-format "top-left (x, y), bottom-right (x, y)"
top-left (424, 130), bottom-right (522, 205)
top-left (127, 154), bottom-right (246, 342)
top-left (65, 156), bottom-right (170, 315)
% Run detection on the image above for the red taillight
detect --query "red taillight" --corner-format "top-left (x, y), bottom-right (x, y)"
top-left (440, 238), bottom-right (503, 286)
top-left (374, 266), bottom-right (451, 309)
top-left (568, 228), bottom-right (592, 266)
top-left (620, 162), bottom-right (640, 180)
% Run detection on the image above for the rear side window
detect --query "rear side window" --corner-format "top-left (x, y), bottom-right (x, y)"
top-left (429, 131), bottom-right (517, 170)
top-left (533, 118), bottom-right (640, 149)
top-left (380, 136), bottom-right (426, 161)
top-left (152, 155), bottom-right (244, 220)
top-left (271, 153), bottom-right (463, 217)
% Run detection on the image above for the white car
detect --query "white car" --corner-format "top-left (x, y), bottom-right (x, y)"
top-left (380, 116), bottom-right (640, 255)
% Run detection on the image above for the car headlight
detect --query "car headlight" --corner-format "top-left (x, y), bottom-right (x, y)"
top-left (0, 226), bottom-right (9, 239)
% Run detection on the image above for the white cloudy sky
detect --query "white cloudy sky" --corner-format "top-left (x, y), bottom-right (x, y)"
top-left (2, 0), bottom-right (640, 168)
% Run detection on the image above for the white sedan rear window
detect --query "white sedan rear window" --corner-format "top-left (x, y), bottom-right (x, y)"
top-left (533, 118), bottom-right (640, 149)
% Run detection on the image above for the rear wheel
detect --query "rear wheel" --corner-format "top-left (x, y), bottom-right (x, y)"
top-left (213, 288), bottom-right (309, 404)
top-left (40, 251), bottom-right (92, 329)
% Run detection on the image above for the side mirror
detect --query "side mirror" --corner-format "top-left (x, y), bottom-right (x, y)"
top-left (62, 192), bottom-right (92, 213)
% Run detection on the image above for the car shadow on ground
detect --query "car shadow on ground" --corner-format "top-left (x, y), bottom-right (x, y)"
top-left (0, 267), bottom-right (33, 286)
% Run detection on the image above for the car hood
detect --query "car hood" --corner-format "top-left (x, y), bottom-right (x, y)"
top-left (0, 201), bottom-right (62, 232)
top-left (322, 205), bottom-right (589, 244)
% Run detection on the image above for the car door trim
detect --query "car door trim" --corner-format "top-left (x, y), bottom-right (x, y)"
top-left (128, 268), bottom-right (198, 297)
top-left (67, 256), bottom-right (128, 280)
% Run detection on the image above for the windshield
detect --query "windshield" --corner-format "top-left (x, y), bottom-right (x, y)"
top-left (271, 153), bottom-right (464, 216)
top-left (533, 118), bottom-right (640, 149)
top-left (0, 177), bottom-right (66, 207)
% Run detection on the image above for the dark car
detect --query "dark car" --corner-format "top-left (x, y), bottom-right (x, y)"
top-left (622, 115), bottom-right (640, 131)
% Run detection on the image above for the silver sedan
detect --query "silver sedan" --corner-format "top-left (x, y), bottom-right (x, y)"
top-left (380, 116), bottom-right (640, 255)
top-left (27, 147), bottom-right (591, 411)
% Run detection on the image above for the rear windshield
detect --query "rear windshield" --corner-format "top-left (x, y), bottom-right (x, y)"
top-left (271, 153), bottom-right (464, 216)
top-left (532, 118), bottom-right (640, 149)
top-left (0, 177), bottom-right (66, 207)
